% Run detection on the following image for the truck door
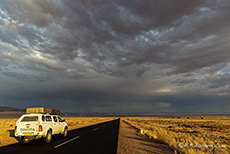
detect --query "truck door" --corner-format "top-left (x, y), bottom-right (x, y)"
top-left (44, 115), bottom-right (53, 134)
top-left (52, 116), bottom-right (59, 134)
top-left (57, 116), bottom-right (64, 133)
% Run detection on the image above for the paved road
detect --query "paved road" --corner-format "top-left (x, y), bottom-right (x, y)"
top-left (0, 119), bottom-right (120, 154)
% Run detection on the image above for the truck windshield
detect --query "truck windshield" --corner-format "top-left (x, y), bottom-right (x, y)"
top-left (21, 116), bottom-right (38, 122)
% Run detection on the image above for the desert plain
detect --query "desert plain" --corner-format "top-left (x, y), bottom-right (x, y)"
top-left (0, 116), bottom-right (230, 154)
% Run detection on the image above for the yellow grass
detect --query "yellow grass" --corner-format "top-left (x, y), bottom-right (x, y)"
top-left (0, 119), bottom-right (17, 140)
top-left (0, 117), bottom-right (115, 141)
top-left (125, 117), bottom-right (230, 154)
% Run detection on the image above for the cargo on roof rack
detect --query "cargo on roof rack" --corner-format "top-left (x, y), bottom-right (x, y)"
top-left (26, 107), bottom-right (60, 115)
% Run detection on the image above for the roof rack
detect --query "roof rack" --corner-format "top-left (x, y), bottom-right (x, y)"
top-left (26, 107), bottom-right (60, 115)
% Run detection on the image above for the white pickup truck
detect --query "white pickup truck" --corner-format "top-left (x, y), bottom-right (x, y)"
top-left (15, 113), bottom-right (68, 143)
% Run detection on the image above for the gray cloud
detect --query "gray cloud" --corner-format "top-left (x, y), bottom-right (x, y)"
top-left (2, 0), bottom-right (230, 76)
top-left (0, 0), bottom-right (230, 113)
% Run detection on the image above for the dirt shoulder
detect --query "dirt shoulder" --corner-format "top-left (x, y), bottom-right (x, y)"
top-left (117, 120), bottom-right (175, 154)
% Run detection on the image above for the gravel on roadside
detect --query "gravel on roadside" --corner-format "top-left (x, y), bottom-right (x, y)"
top-left (117, 119), bottom-right (175, 154)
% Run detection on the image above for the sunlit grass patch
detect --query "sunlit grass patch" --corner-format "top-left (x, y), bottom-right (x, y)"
top-left (125, 117), bottom-right (230, 154)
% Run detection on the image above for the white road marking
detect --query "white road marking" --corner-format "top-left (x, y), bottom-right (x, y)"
top-left (93, 127), bottom-right (99, 131)
top-left (54, 136), bottom-right (80, 148)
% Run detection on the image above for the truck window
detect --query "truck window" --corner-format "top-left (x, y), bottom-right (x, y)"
top-left (58, 116), bottom-right (63, 122)
top-left (53, 116), bottom-right (58, 122)
top-left (46, 116), bottom-right (52, 122)
top-left (21, 116), bottom-right (38, 122)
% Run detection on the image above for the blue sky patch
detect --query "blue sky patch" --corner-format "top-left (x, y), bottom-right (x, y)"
top-left (220, 69), bottom-right (230, 74)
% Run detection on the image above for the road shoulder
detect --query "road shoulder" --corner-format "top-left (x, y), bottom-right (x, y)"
top-left (117, 119), bottom-right (175, 154)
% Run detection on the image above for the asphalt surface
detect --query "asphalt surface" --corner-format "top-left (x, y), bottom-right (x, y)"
top-left (0, 119), bottom-right (120, 154)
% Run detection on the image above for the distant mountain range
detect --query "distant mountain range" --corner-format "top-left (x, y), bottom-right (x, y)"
top-left (0, 106), bottom-right (25, 112)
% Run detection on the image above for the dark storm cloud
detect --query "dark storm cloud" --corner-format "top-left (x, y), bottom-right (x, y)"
top-left (116, 0), bottom-right (204, 30)
top-left (2, 0), bottom-right (230, 78)
top-left (1, 84), bottom-right (230, 113)
top-left (207, 74), bottom-right (230, 89)
top-left (1, 0), bottom-right (230, 113)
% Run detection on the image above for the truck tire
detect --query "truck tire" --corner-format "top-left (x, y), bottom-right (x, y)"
top-left (20, 137), bottom-right (29, 144)
top-left (44, 130), bottom-right (52, 143)
top-left (62, 127), bottom-right (68, 137)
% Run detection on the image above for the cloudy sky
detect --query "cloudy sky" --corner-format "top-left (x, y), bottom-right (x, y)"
top-left (0, 0), bottom-right (230, 113)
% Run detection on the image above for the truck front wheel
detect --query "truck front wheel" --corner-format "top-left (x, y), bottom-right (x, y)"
top-left (44, 130), bottom-right (52, 143)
